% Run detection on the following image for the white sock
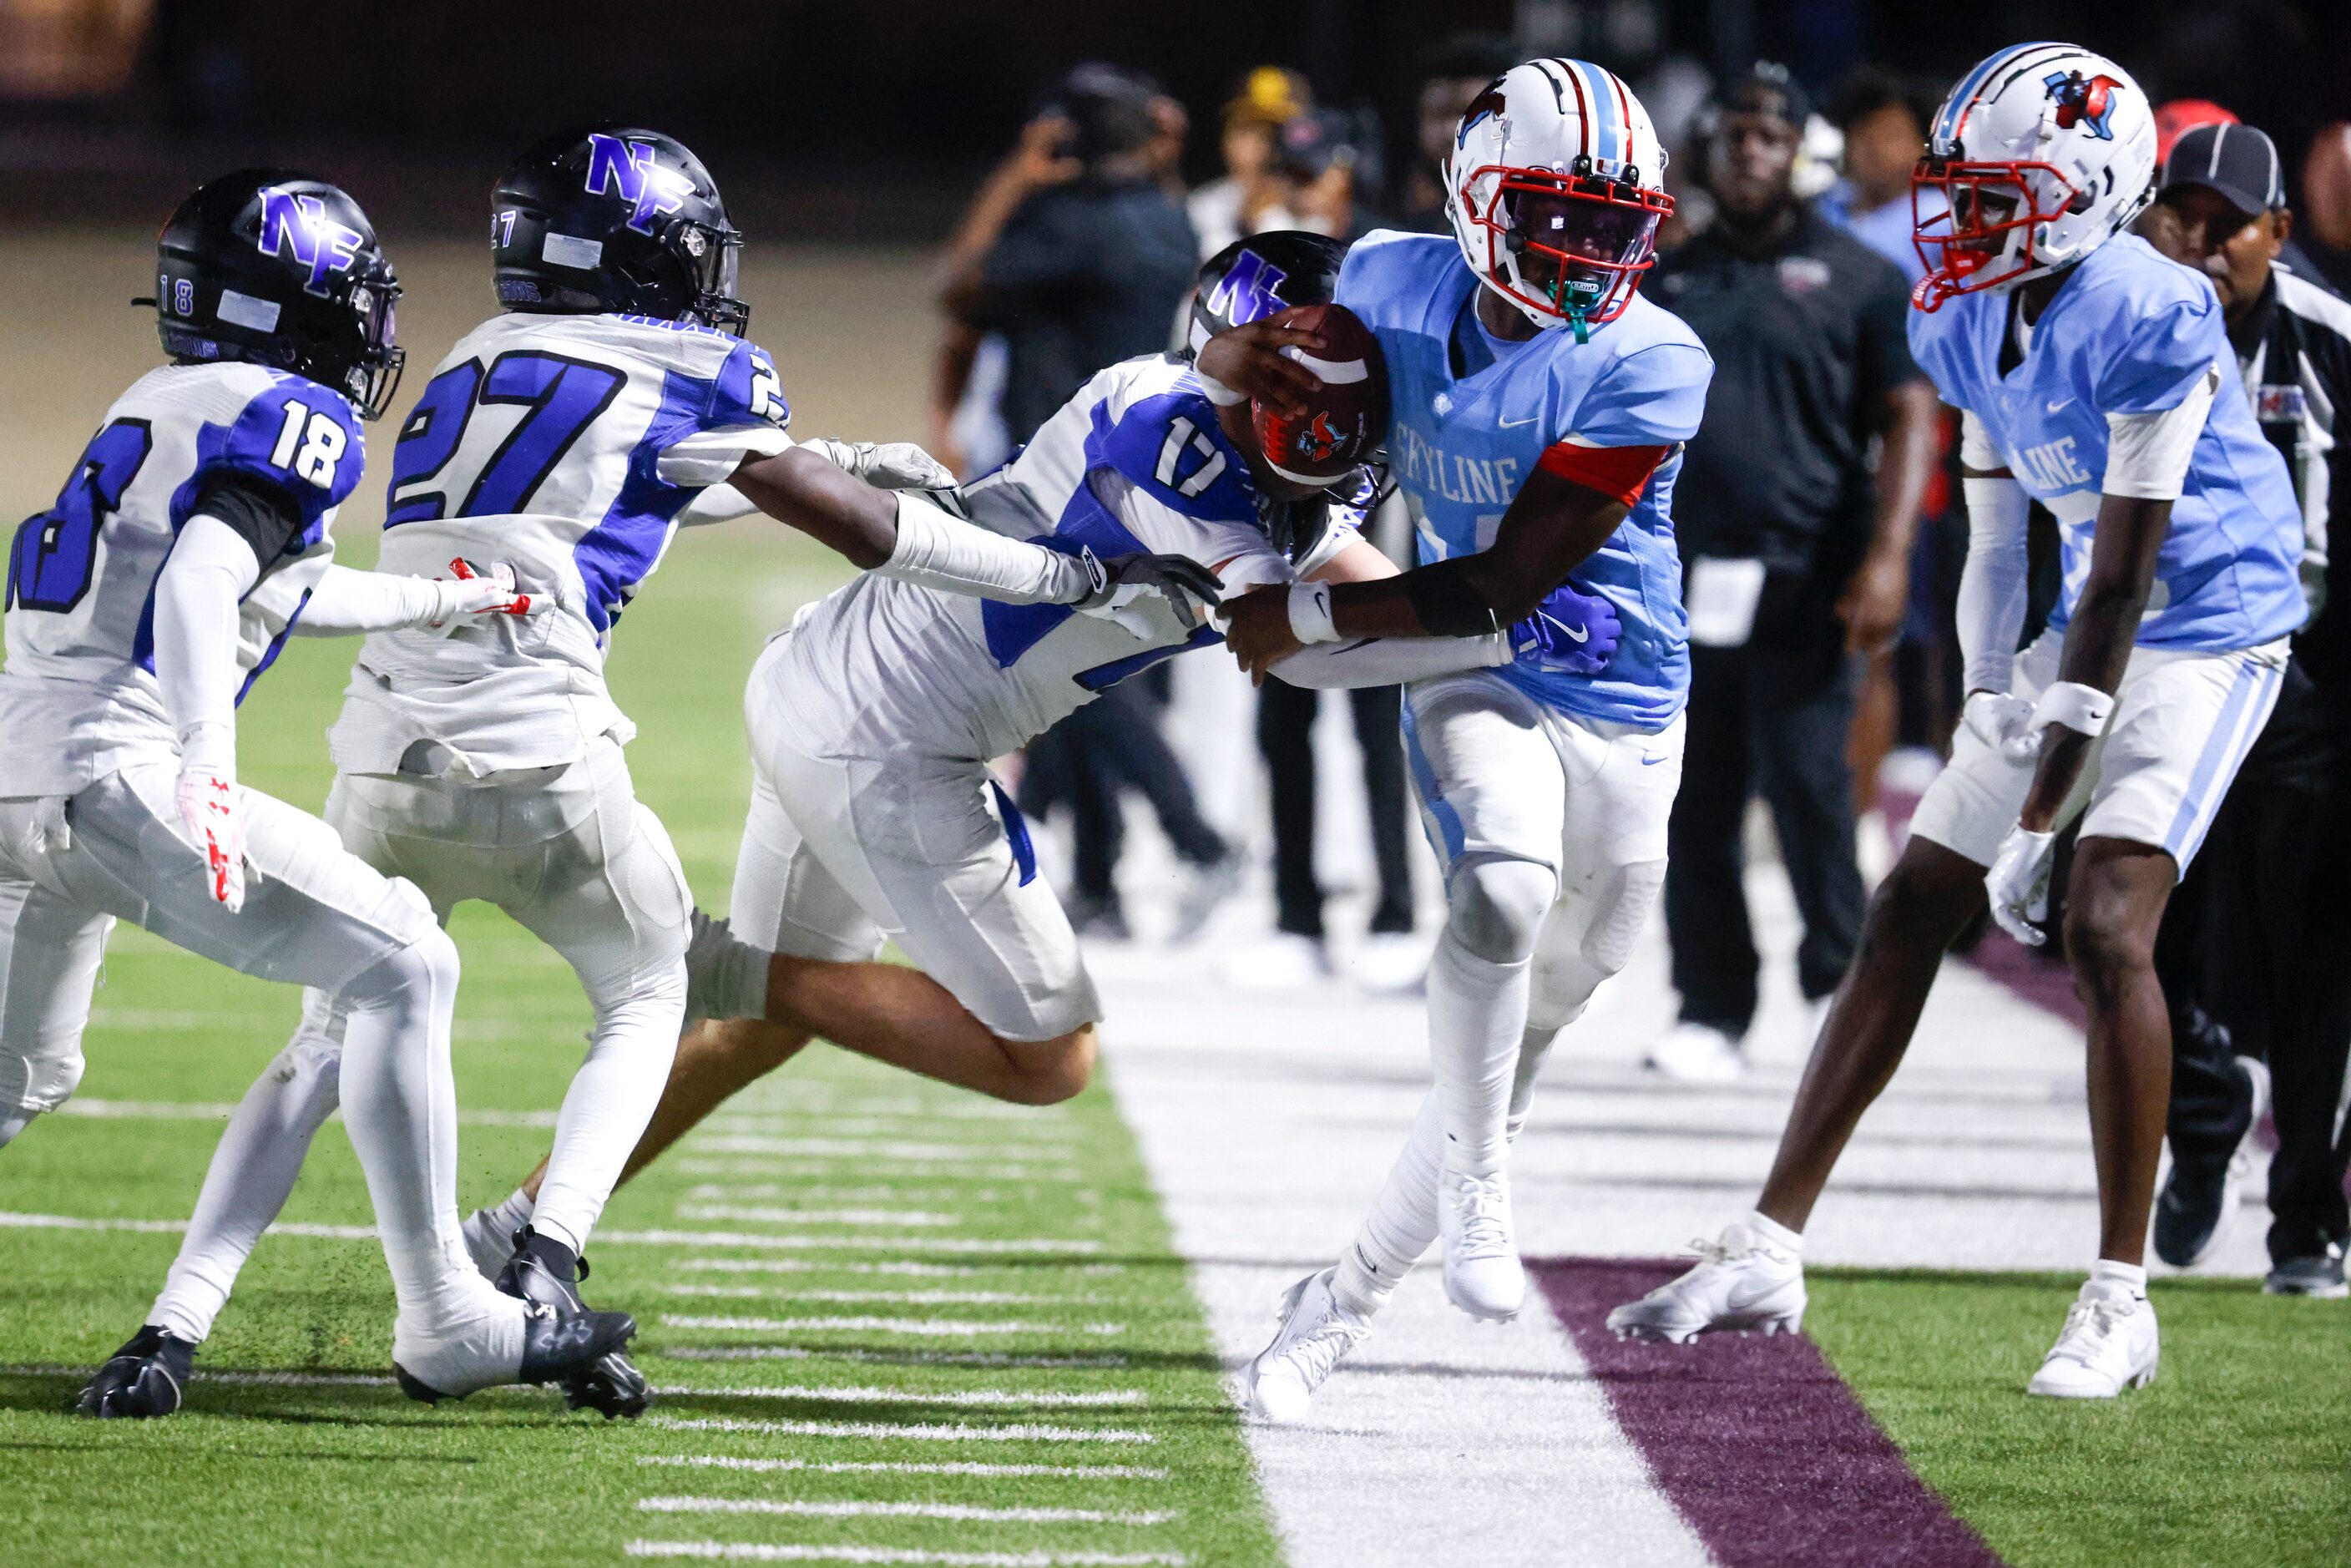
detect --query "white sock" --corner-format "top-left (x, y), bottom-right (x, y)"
top-left (473, 1186), bottom-right (537, 1245)
top-left (336, 932), bottom-right (506, 1334)
top-left (2089, 1259), bottom-right (2148, 1297)
top-left (529, 962), bottom-right (685, 1255)
top-left (152, 1011), bottom-right (345, 1343)
top-left (1427, 932), bottom-right (1534, 1176)
top-left (1747, 1209), bottom-right (1804, 1256)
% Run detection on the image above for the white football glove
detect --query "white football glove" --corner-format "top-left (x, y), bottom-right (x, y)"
top-left (1963, 690), bottom-right (2041, 764)
top-left (802, 437), bottom-right (958, 492)
top-left (174, 724), bottom-right (250, 913)
top-left (427, 559), bottom-right (546, 629)
top-left (1984, 824), bottom-right (2058, 947)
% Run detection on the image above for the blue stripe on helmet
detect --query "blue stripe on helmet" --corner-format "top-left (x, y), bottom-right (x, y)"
top-left (1935, 41), bottom-right (2064, 150)
top-left (1570, 59), bottom-right (1619, 164)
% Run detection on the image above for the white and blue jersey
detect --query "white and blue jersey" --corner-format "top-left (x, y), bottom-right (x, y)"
top-left (1908, 234), bottom-right (2303, 652)
top-left (769, 353), bottom-right (1354, 763)
top-left (330, 311), bottom-right (793, 775)
top-left (1335, 230), bottom-right (1712, 731)
top-left (0, 362), bottom-right (361, 795)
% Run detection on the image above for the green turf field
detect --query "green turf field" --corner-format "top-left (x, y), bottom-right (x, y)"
top-left (0, 528), bottom-right (1283, 1567)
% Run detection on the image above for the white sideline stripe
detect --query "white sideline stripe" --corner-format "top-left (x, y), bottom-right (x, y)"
top-left (0, 1211), bottom-right (374, 1241)
top-left (676, 1257), bottom-right (981, 1278)
top-left (627, 1545), bottom-right (1185, 1565)
top-left (672, 1160), bottom-right (1084, 1182)
top-left (645, 1416), bottom-right (1155, 1444)
top-left (676, 1204), bottom-right (963, 1227)
top-left (637, 1455), bottom-right (1168, 1480)
top-left (55, 1098), bottom-right (559, 1128)
top-left (645, 1383), bottom-right (1143, 1408)
top-left (665, 1287), bottom-right (1061, 1305)
top-left (636, 1497), bottom-right (1174, 1524)
top-left (600, 1229), bottom-right (1100, 1255)
top-left (666, 1347), bottom-right (1129, 1370)
top-left (664, 1315), bottom-right (1124, 1338)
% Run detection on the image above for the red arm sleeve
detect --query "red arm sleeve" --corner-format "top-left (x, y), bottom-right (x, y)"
top-left (1535, 440), bottom-right (1671, 507)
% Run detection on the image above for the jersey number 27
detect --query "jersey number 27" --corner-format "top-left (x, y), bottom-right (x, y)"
top-left (387, 352), bottom-right (625, 524)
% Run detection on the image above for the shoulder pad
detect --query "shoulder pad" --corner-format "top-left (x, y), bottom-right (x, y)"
top-left (1085, 381), bottom-right (1256, 524)
top-left (184, 375), bottom-right (366, 529)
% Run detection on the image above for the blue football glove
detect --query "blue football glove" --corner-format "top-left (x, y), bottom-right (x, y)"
top-left (1509, 582), bottom-right (1621, 677)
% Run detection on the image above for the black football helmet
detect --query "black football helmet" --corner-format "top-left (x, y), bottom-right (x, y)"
top-left (1186, 230), bottom-right (1350, 357)
top-left (491, 126), bottom-right (748, 334)
top-left (147, 169), bottom-right (405, 419)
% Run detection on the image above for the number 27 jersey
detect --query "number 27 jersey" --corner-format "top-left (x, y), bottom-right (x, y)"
top-left (1, 362), bottom-right (361, 795)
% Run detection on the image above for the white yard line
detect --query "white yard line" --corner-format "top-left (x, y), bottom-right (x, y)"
top-left (636, 1498), bottom-right (1176, 1525)
top-left (675, 1204), bottom-right (963, 1227)
top-left (637, 1456), bottom-right (1169, 1480)
top-left (599, 1230), bottom-right (1100, 1255)
top-left (644, 1416), bottom-right (1155, 1444)
top-left (53, 1098), bottom-right (559, 1128)
top-left (675, 1257), bottom-right (983, 1278)
top-left (645, 1384), bottom-right (1144, 1408)
top-left (671, 1160), bottom-right (1085, 1182)
top-left (684, 1136), bottom-right (1056, 1162)
top-left (664, 1348), bottom-right (1130, 1370)
top-left (626, 1545), bottom-right (1186, 1566)
top-left (665, 1287), bottom-right (1067, 1304)
top-left (660, 1315), bottom-right (1124, 1338)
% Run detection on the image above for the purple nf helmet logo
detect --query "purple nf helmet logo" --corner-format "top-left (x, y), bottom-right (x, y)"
top-left (584, 133), bottom-right (692, 235)
top-left (1206, 250), bottom-right (1289, 326)
top-left (256, 187), bottom-right (364, 296)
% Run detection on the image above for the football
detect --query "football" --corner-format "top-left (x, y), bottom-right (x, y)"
top-left (1252, 301), bottom-right (1389, 483)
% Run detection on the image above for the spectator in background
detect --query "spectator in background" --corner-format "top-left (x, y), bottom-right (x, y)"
top-left (1188, 68), bottom-right (1313, 258)
top-left (1397, 33), bottom-right (1520, 233)
top-left (1817, 68), bottom-right (1940, 283)
top-left (2141, 122), bottom-right (2351, 1298)
top-left (934, 63), bottom-right (1233, 942)
top-left (1642, 65), bottom-right (1939, 1082)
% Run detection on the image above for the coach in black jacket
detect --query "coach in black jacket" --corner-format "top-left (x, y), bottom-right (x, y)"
top-left (2144, 122), bottom-right (2351, 1298)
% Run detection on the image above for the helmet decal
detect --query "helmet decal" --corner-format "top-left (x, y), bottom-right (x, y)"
top-left (2045, 70), bottom-right (2122, 140)
top-left (1205, 250), bottom-right (1289, 326)
top-left (256, 187), bottom-right (363, 296)
top-left (584, 132), bottom-right (692, 235)
top-left (1457, 81), bottom-right (1507, 149)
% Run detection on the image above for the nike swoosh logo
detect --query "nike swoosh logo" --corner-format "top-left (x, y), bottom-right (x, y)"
top-left (2045, 397), bottom-right (2074, 413)
top-left (1641, 754), bottom-right (1666, 766)
top-left (1561, 624), bottom-right (1589, 643)
top-left (1498, 413), bottom-right (1543, 428)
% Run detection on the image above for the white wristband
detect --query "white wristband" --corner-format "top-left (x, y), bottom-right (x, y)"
top-left (1287, 581), bottom-right (1340, 645)
top-left (1194, 370), bottom-right (1249, 407)
top-left (2031, 680), bottom-right (2115, 738)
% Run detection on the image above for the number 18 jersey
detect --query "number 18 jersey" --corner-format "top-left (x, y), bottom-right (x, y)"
top-left (330, 311), bottom-right (793, 777)
top-left (0, 362), bottom-right (361, 795)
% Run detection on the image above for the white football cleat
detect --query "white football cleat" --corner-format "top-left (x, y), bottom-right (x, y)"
top-left (1645, 1021), bottom-right (1747, 1083)
top-left (1606, 1220), bottom-right (1807, 1343)
top-left (2027, 1279), bottom-right (2158, 1399)
top-left (1438, 1164), bottom-right (1525, 1320)
top-left (1241, 1268), bottom-right (1369, 1424)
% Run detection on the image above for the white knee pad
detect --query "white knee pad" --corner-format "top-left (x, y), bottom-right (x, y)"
top-left (1526, 858), bottom-right (1665, 1034)
top-left (342, 924), bottom-right (461, 1011)
top-left (1446, 855), bottom-right (1559, 967)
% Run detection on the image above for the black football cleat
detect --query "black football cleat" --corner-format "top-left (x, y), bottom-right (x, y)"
top-left (392, 1299), bottom-right (639, 1406)
top-left (77, 1326), bottom-right (197, 1419)
top-left (494, 1227), bottom-right (651, 1419)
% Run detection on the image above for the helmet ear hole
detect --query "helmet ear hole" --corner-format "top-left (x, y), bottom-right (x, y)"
top-left (2066, 188), bottom-right (2096, 215)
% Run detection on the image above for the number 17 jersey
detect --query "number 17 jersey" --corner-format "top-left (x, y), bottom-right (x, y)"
top-left (331, 311), bottom-right (793, 777)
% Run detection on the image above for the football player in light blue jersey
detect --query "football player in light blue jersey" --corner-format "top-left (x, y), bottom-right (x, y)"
top-left (1611, 46), bottom-right (2304, 1401)
top-left (1207, 59), bottom-right (1716, 1420)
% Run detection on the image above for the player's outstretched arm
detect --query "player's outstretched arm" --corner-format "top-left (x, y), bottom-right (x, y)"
top-left (151, 514), bottom-right (268, 911)
top-left (725, 447), bottom-right (1221, 615)
top-left (290, 560), bottom-right (540, 636)
top-left (1224, 464), bottom-right (1632, 678)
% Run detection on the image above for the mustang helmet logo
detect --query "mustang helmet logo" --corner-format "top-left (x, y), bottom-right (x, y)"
top-left (2044, 69), bottom-right (2123, 141)
top-left (1299, 411), bottom-right (1347, 463)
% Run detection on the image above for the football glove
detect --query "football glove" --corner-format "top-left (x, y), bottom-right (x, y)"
top-left (1963, 690), bottom-right (2040, 761)
top-left (1509, 582), bottom-right (1621, 676)
top-left (1984, 824), bottom-right (2058, 947)
top-left (1076, 550), bottom-right (1226, 639)
top-left (801, 437), bottom-right (958, 492)
top-left (428, 559), bottom-right (544, 628)
top-left (174, 725), bottom-right (249, 913)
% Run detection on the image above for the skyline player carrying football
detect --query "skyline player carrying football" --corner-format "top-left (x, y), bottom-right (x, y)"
top-left (82, 126), bottom-right (1216, 1419)
top-left (1610, 45), bottom-right (2307, 1399)
top-left (0, 170), bottom-right (641, 1415)
top-left (1211, 59), bottom-right (1716, 1421)
top-left (446, 232), bottom-right (1625, 1248)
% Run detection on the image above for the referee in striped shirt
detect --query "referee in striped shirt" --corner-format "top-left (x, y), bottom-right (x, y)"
top-left (2142, 121), bottom-right (2351, 1297)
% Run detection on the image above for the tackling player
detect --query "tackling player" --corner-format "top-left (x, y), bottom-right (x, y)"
top-left (1609, 46), bottom-right (2305, 1399)
top-left (83, 127), bottom-right (1209, 1419)
top-left (2, 171), bottom-right (633, 1414)
top-left (458, 232), bottom-right (1622, 1243)
top-left (1211, 60), bottom-right (1714, 1420)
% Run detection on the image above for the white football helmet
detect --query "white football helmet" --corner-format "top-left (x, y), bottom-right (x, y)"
top-left (1911, 43), bottom-right (2157, 311)
top-left (1443, 58), bottom-right (1673, 339)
